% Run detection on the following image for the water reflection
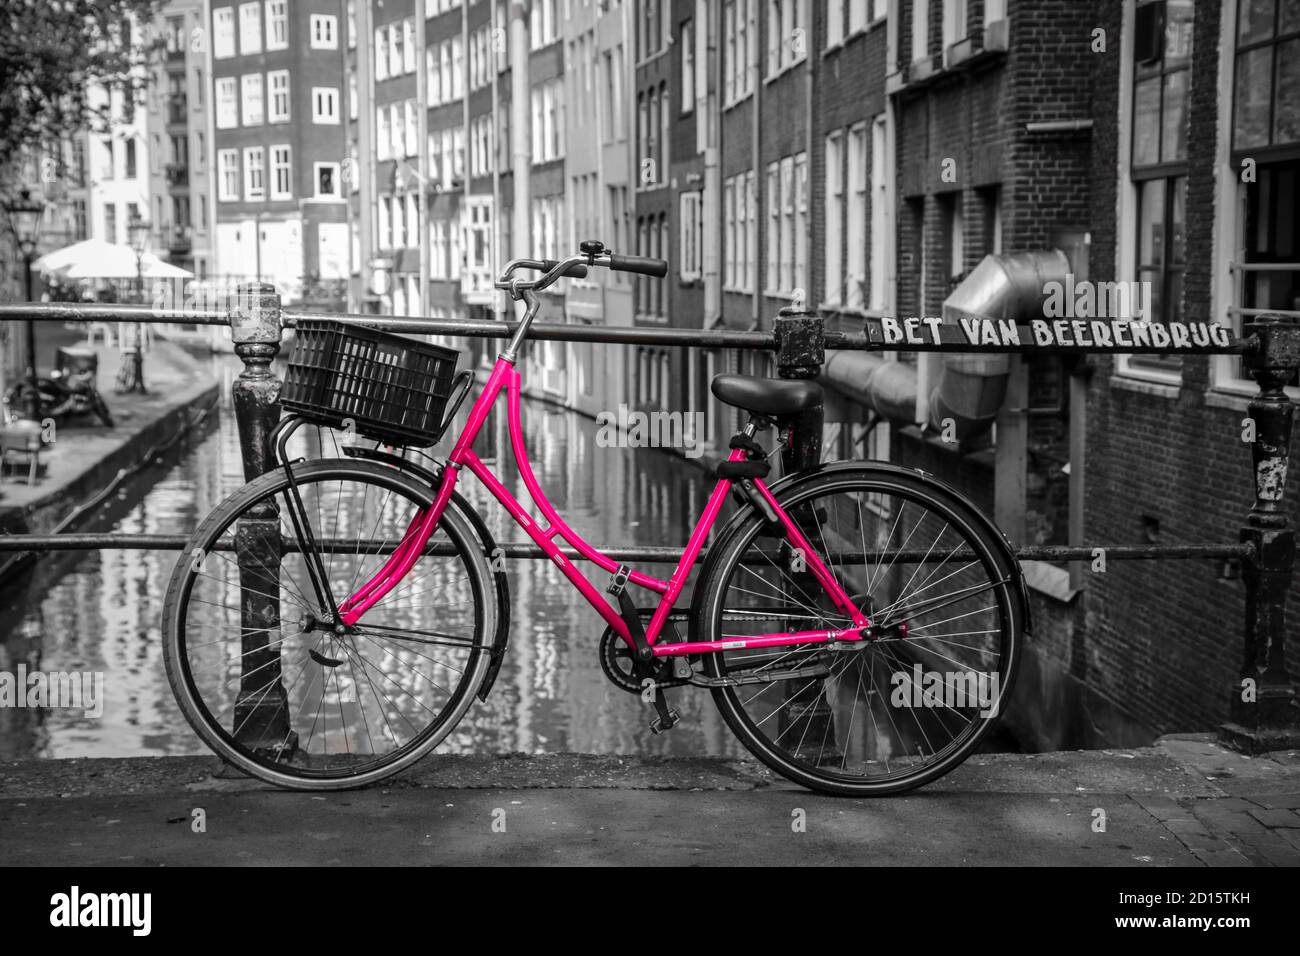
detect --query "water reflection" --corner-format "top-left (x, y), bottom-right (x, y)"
top-left (0, 357), bottom-right (749, 762)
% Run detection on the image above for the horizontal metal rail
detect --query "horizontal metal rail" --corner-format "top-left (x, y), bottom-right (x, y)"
top-left (0, 302), bottom-right (1262, 354)
top-left (0, 533), bottom-right (1253, 563)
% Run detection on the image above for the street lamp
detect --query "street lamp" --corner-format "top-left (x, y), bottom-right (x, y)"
top-left (117, 212), bottom-right (149, 394)
top-left (4, 186), bottom-right (46, 420)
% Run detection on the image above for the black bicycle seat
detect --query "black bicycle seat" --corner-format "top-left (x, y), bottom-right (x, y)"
top-left (710, 374), bottom-right (823, 417)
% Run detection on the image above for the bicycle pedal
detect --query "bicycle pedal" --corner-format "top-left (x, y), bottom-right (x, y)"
top-left (649, 708), bottom-right (680, 735)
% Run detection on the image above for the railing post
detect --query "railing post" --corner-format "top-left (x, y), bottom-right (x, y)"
top-left (774, 307), bottom-right (839, 762)
top-left (228, 282), bottom-right (297, 757)
top-left (1223, 312), bottom-right (1300, 752)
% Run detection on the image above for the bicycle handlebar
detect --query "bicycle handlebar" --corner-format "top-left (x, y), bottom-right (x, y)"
top-left (608, 254), bottom-right (669, 277)
top-left (538, 258), bottom-right (590, 279)
top-left (497, 242), bottom-right (668, 296)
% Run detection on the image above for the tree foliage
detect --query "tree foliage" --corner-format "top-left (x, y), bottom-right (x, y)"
top-left (0, 0), bottom-right (163, 188)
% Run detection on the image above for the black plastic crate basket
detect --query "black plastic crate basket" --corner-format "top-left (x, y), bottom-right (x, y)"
top-left (280, 319), bottom-right (461, 448)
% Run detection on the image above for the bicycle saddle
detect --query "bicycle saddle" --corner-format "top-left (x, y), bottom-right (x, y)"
top-left (710, 374), bottom-right (823, 418)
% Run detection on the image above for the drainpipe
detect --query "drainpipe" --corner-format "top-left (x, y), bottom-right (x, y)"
top-left (821, 249), bottom-right (1069, 440)
top-left (510, 1), bottom-right (529, 263)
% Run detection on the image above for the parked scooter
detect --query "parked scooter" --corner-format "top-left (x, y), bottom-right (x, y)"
top-left (3, 346), bottom-right (114, 433)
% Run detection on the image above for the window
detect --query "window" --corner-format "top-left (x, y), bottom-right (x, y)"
top-left (241, 73), bottom-right (264, 126)
top-left (403, 19), bottom-right (416, 72)
top-left (123, 139), bottom-right (136, 179)
top-left (376, 28), bottom-right (388, 81)
top-left (104, 204), bottom-right (117, 243)
top-left (315, 162), bottom-right (340, 198)
top-left (794, 152), bottom-right (808, 298)
top-left (942, 0), bottom-right (967, 51)
top-left (912, 0), bottom-right (930, 63)
top-left (388, 23), bottom-right (402, 77)
top-left (270, 145), bottom-right (291, 200)
top-left (431, 219), bottom-right (448, 278)
top-left (310, 15), bottom-right (337, 49)
top-left (265, 1), bottom-right (287, 49)
top-left (312, 87), bottom-right (339, 124)
top-left (1126, 0), bottom-right (1194, 377)
top-left (390, 103), bottom-right (402, 158)
top-left (471, 114), bottom-right (494, 176)
top-left (680, 190), bottom-right (703, 280)
top-left (243, 146), bottom-right (264, 200)
top-left (1233, 0), bottom-right (1300, 151)
top-left (824, 132), bottom-right (844, 304)
top-left (215, 77), bottom-right (238, 128)
top-left (530, 80), bottom-right (564, 163)
top-left (451, 36), bottom-right (464, 98)
top-left (268, 70), bottom-right (290, 122)
top-left (464, 197), bottom-right (495, 296)
top-left (378, 195), bottom-right (391, 249)
top-left (846, 125), bottom-right (867, 308)
top-left (853, 0), bottom-right (882, 32)
top-left (765, 163), bottom-right (780, 292)
top-left (767, 0), bottom-right (807, 76)
top-left (984, 0), bottom-right (1006, 25)
top-left (218, 149), bottom-right (239, 200)
top-left (869, 115), bottom-right (888, 310)
top-left (239, 2), bottom-right (260, 54)
top-left (604, 44), bottom-right (625, 140)
top-left (377, 107), bottom-right (391, 160)
top-left (347, 0), bottom-right (357, 48)
top-left (681, 20), bottom-right (695, 112)
top-left (404, 101), bottom-right (418, 158)
top-left (828, 0), bottom-right (844, 46)
top-left (724, 0), bottom-right (756, 104)
top-left (406, 194), bottom-right (419, 248)
top-left (779, 157), bottom-right (794, 292)
top-left (764, 154), bottom-right (805, 296)
top-left (744, 172), bottom-right (757, 291)
top-left (213, 7), bottom-right (235, 58)
top-left (530, 0), bottom-right (558, 49)
top-left (724, 170), bottom-right (756, 290)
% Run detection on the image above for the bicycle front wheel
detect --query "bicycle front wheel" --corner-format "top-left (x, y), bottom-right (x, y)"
top-left (163, 459), bottom-right (495, 789)
top-left (694, 465), bottom-right (1023, 796)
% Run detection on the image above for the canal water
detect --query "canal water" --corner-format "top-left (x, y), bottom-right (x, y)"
top-left (0, 354), bottom-right (755, 762)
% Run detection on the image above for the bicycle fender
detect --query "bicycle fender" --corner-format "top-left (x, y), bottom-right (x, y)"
top-left (342, 447), bottom-right (513, 699)
top-left (690, 460), bottom-right (1031, 640)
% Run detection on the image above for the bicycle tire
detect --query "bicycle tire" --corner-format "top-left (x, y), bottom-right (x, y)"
top-left (693, 464), bottom-right (1024, 796)
top-left (163, 458), bottom-right (496, 790)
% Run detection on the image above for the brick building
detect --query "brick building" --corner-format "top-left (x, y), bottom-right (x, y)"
top-left (148, 1), bottom-right (212, 277)
top-left (623, 0), bottom-right (1298, 750)
top-left (209, 0), bottom-right (350, 303)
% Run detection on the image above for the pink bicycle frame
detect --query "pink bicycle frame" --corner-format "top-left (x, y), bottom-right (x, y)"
top-left (337, 356), bottom-right (871, 657)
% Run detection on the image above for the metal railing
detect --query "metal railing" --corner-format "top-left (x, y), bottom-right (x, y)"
top-left (0, 284), bottom-right (1295, 751)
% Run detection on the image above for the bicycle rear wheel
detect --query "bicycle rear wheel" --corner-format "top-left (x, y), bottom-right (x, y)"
top-left (693, 465), bottom-right (1023, 796)
top-left (163, 459), bottom-right (495, 789)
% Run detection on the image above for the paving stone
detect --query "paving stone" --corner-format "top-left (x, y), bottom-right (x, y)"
top-left (1192, 847), bottom-right (1253, 867)
top-left (1246, 808), bottom-right (1300, 829)
top-left (1246, 793), bottom-right (1300, 811)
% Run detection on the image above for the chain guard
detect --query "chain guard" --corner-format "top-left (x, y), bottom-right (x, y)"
top-left (598, 627), bottom-right (644, 694)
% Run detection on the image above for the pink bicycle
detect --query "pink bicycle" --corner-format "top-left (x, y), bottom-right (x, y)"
top-left (163, 242), bottom-right (1027, 795)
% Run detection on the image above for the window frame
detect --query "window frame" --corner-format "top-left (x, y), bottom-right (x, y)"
top-left (311, 86), bottom-right (340, 124)
top-left (310, 14), bottom-right (338, 50)
top-left (265, 1), bottom-right (288, 50)
top-left (269, 144), bottom-right (292, 200)
top-left (217, 148), bottom-right (239, 201)
top-left (243, 145), bottom-right (265, 202)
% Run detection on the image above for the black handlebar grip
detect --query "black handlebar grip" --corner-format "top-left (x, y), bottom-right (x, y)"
top-left (540, 259), bottom-right (589, 278)
top-left (609, 254), bottom-right (669, 278)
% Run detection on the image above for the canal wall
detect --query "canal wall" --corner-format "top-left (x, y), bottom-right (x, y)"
top-left (0, 339), bottom-right (219, 578)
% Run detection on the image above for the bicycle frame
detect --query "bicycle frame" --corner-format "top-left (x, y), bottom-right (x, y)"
top-left (334, 353), bottom-right (872, 658)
